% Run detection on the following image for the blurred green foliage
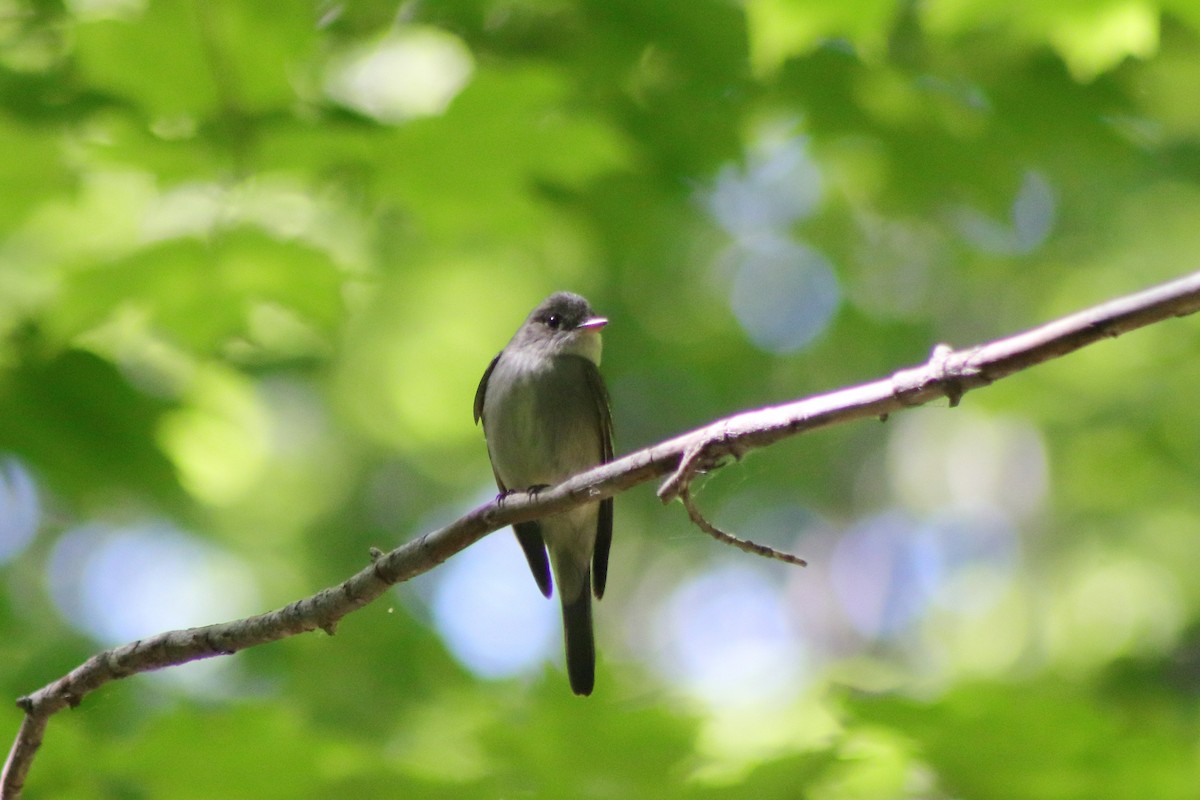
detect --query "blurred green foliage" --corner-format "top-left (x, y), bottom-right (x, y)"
top-left (2, 0), bottom-right (1200, 797)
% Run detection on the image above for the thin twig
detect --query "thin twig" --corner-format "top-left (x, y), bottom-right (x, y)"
top-left (679, 487), bottom-right (807, 567)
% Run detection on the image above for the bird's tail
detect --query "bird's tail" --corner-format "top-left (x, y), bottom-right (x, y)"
top-left (560, 570), bottom-right (595, 696)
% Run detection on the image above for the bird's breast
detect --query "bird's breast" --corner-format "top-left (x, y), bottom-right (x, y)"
top-left (483, 352), bottom-right (601, 491)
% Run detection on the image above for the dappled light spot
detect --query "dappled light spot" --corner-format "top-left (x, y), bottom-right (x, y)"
top-left (656, 564), bottom-right (804, 708)
top-left (47, 520), bottom-right (261, 645)
top-left (158, 368), bottom-right (271, 505)
top-left (1046, 557), bottom-right (1184, 671)
top-left (952, 170), bottom-right (1057, 256)
top-left (325, 27), bottom-right (474, 124)
top-left (706, 133), bottom-right (822, 237)
top-left (830, 508), bottom-right (1021, 644)
top-left (729, 235), bottom-right (840, 353)
top-left (888, 408), bottom-right (1049, 520)
top-left (429, 529), bottom-right (557, 681)
top-left (1049, 2), bottom-right (1159, 81)
top-left (0, 456), bottom-right (39, 563)
top-left (830, 511), bottom-right (930, 640)
top-left (65, 0), bottom-right (146, 21)
top-left (703, 129), bottom-right (840, 353)
top-left (1012, 171), bottom-right (1057, 252)
top-left (44, 520), bottom-right (261, 696)
top-left (915, 511), bottom-right (1020, 618)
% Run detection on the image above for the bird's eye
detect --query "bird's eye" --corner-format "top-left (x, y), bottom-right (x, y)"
top-left (545, 314), bottom-right (562, 329)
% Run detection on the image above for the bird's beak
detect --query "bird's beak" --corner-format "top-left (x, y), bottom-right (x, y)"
top-left (578, 316), bottom-right (608, 331)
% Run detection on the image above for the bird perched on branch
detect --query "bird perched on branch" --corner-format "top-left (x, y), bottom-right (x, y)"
top-left (474, 292), bottom-right (614, 696)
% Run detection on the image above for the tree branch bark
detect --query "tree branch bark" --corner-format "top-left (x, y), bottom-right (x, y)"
top-left (4, 269), bottom-right (1200, 799)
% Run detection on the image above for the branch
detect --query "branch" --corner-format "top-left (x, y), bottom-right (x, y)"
top-left (678, 487), bottom-right (808, 567)
top-left (4, 270), bottom-right (1200, 798)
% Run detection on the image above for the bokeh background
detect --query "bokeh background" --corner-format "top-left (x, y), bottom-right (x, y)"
top-left (3, 0), bottom-right (1200, 797)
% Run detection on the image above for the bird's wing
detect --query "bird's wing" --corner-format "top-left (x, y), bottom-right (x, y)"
top-left (476, 351), bottom-right (553, 597)
top-left (516, 521), bottom-right (552, 598)
top-left (584, 360), bottom-right (615, 599)
top-left (473, 353), bottom-right (500, 425)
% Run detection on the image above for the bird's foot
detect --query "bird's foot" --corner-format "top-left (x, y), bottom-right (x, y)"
top-left (496, 485), bottom-right (550, 504)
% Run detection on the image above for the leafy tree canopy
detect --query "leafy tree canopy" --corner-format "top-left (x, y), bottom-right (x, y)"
top-left (2, 0), bottom-right (1200, 797)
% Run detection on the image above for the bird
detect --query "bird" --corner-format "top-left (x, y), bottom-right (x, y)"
top-left (474, 291), bottom-right (614, 696)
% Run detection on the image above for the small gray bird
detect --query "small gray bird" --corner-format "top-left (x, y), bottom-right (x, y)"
top-left (474, 292), bottom-right (614, 696)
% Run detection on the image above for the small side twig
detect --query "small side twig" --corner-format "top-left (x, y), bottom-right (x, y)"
top-left (678, 488), bottom-right (807, 567)
top-left (657, 441), bottom-right (707, 503)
